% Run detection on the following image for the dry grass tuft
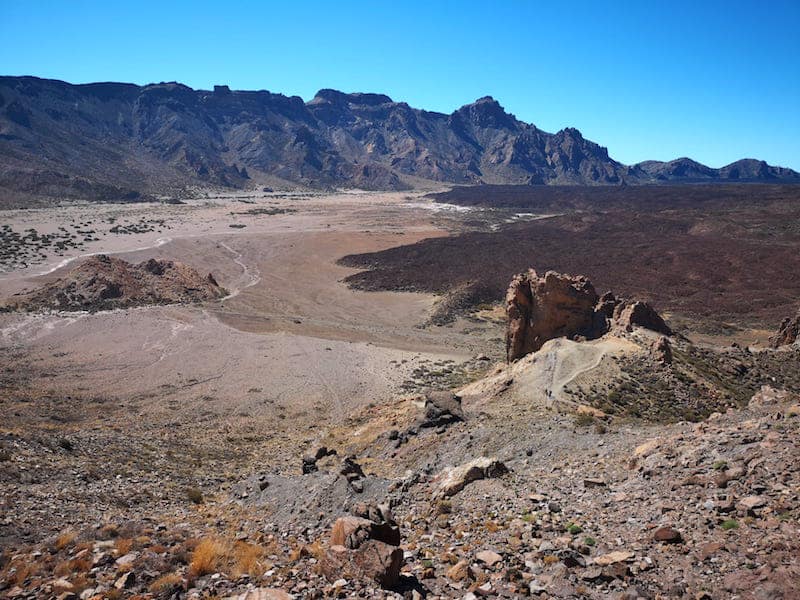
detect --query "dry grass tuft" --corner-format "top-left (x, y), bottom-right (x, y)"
top-left (98, 524), bottom-right (119, 539)
top-left (54, 531), bottom-right (77, 550)
top-left (189, 539), bottom-right (226, 577)
top-left (114, 538), bottom-right (133, 556)
top-left (6, 561), bottom-right (32, 585)
top-left (187, 538), bottom-right (268, 578)
top-left (232, 541), bottom-right (266, 576)
top-left (149, 572), bottom-right (183, 593)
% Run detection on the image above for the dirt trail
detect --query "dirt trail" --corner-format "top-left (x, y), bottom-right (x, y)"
top-left (461, 335), bottom-right (640, 410)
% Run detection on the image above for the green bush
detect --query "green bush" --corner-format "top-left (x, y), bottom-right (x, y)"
top-left (186, 488), bottom-right (204, 505)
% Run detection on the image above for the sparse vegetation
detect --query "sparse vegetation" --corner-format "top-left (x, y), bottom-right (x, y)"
top-left (436, 500), bottom-right (453, 514)
top-left (573, 413), bottom-right (595, 427)
top-left (721, 519), bottom-right (739, 530)
top-left (54, 531), bottom-right (76, 550)
top-left (566, 523), bottom-right (583, 535)
top-left (186, 487), bottom-right (204, 505)
top-left (188, 538), bottom-right (268, 578)
top-left (149, 573), bottom-right (183, 593)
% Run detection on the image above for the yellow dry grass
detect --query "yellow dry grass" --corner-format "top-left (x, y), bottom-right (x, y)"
top-left (54, 530), bottom-right (77, 550)
top-left (189, 539), bottom-right (224, 577)
top-left (149, 572), bottom-right (183, 593)
top-left (114, 537), bottom-right (133, 556)
top-left (189, 538), bottom-right (269, 578)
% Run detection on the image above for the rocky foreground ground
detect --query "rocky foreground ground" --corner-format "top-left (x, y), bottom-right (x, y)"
top-left (1, 260), bottom-right (799, 599)
top-left (1, 378), bottom-right (798, 600)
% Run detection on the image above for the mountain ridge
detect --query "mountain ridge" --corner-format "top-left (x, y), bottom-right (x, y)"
top-left (1, 75), bottom-right (798, 204)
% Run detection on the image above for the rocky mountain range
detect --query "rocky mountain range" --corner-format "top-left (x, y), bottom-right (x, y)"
top-left (1, 75), bottom-right (798, 203)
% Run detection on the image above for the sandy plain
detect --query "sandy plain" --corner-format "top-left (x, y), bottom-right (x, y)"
top-left (1, 191), bottom-right (500, 426)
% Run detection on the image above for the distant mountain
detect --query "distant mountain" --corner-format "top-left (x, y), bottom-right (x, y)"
top-left (635, 157), bottom-right (799, 183)
top-left (0, 76), bottom-right (797, 204)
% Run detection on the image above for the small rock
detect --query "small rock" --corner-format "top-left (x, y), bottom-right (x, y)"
top-left (653, 526), bottom-right (682, 543)
top-left (738, 496), bottom-right (767, 512)
top-left (593, 550), bottom-right (633, 566)
top-left (437, 457), bottom-right (508, 497)
top-left (475, 550), bottom-right (503, 566)
top-left (226, 588), bottom-right (294, 600)
top-left (115, 551), bottom-right (138, 566)
top-left (447, 559), bottom-right (471, 582)
top-left (114, 572), bottom-right (135, 590)
top-left (583, 478), bottom-right (607, 488)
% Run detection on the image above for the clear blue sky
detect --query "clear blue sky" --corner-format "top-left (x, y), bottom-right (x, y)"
top-left (1, 0), bottom-right (798, 169)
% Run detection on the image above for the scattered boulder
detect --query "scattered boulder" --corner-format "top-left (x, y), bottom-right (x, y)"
top-left (319, 504), bottom-right (403, 588)
top-left (749, 385), bottom-right (793, 407)
top-left (330, 512), bottom-right (400, 548)
top-left (340, 456), bottom-right (366, 492)
top-left (446, 559), bottom-right (472, 582)
top-left (114, 572), bottom-right (135, 590)
top-left (475, 549), bottom-right (503, 566)
top-left (225, 589), bottom-right (292, 600)
top-left (437, 457), bottom-right (508, 497)
top-left (301, 456), bottom-right (318, 475)
top-left (653, 526), bottom-right (682, 543)
top-left (770, 310), bottom-right (800, 348)
top-left (593, 551), bottom-right (634, 566)
top-left (419, 391), bottom-right (464, 428)
top-left (302, 446), bottom-right (336, 474)
top-left (652, 335), bottom-right (673, 363)
top-left (737, 495), bottom-right (767, 513)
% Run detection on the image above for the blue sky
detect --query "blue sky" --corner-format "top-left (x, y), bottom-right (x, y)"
top-left (2, 0), bottom-right (798, 169)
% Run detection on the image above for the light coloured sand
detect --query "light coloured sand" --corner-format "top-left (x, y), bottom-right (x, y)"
top-left (0, 190), bottom-right (495, 420)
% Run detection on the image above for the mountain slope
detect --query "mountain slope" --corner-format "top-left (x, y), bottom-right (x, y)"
top-left (0, 76), bottom-right (797, 204)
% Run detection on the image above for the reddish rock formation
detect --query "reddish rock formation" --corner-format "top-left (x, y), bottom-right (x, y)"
top-left (11, 254), bottom-right (226, 311)
top-left (319, 504), bottom-right (402, 588)
top-left (613, 300), bottom-right (672, 336)
top-left (506, 269), bottom-right (601, 361)
top-left (319, 541), bottom-right (403, 588)
top-left (770, 310), bottom-right (800, 348)
top-left (652, 336), bottom-right (673, 364)
top-left (505, 269), bottom-right (671, 361)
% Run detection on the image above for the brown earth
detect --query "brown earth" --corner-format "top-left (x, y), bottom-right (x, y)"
top-left (340, 184), bottom-right (800, 332)
top-left (1, 187), bottom-right (800, 599)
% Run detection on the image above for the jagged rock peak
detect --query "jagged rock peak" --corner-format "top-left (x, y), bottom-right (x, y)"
top-left (453, 95), bottom-right (517, 129)
top-left (770, 309), bottom-right (800, 348)
top-left (309, 89), bottom-right (393, 106)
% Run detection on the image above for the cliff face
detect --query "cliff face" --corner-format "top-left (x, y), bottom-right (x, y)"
top-left (505, 269), bottom-right (671, 361)
top-left (1, 76), bottom-right (798, 204)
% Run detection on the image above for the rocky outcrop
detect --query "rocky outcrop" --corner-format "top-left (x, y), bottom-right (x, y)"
top-left (437, 457), bottom-right (508, 497)
top-left (10, 254), bottom-right (226, 311)
top-left (419, 391), bottom-right (464, 428)
top-left (652, 336), bottom-right (673, 364)
top-left (506, 270), bottom-right (602, 361)
top-left (770, 310), bottom-right (800, 348)
top-left (505, 269), bottom-right (671, 361)
top-left (319, 504), bottom-right (403, 588)
top-left (613, 300), bottom-right (672, 336)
